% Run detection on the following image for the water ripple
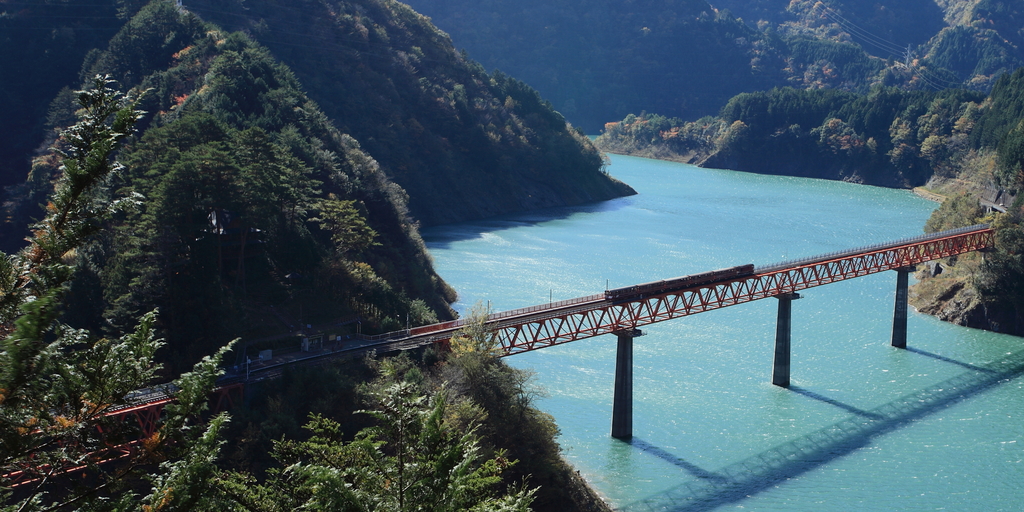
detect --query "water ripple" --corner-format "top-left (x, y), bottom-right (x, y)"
top-left (621, 349), bottom-right (1024, 511)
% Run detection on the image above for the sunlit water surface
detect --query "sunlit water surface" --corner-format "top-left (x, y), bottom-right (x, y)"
top-left (421, 155), bottom-right (1024, 511)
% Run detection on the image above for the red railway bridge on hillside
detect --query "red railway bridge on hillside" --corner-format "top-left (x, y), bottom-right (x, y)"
top-left (400, 223), bottom-right (995, 437)
top-left (2, 224), bottom-right (997, 487)
top-left (167, 224), bottom-right (1006, 437)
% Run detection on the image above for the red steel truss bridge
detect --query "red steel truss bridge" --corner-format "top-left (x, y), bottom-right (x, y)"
top-left (197, 223), bottom-right (995, 384)
top-left (222, 223), bottom-right (994, 396)
top-left (201, 222), bottom-right (981, 439)
top-left (401, 223), bottom-right (996, 438)
top-left (2, 383), bottom-right (245, 489)
top-left (405, 223), bottom-right (995, 354)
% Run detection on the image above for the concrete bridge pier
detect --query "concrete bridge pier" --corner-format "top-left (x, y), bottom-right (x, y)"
top-left (772, 293), bottom-right (801, 388)
top-left (891, 266), bottom-right (916, 349)
top-left (612, 328), bottom-right (644, 439)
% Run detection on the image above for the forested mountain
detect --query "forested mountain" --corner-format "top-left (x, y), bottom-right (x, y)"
top-left (0, 0), bottom-right (635, 374)
top-left (0, 0), bottom-right (632, 232)
top-left (9, 1), bottom-right (453, 374)
top-left (151, 0), bottom-right (636, 227)
top-left (724, 0), bottom-right (945, 53)
top-left (399, 0), bottom-right (791, 131)
top-left (596, 86), bottom-right (985, 187)
top-left (403, 0), bottom-right (1024, 132)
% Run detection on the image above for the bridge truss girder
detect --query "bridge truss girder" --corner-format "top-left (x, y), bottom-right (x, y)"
top-left (4, 386), bottom-right (242, 489)
top-left (493, 228), bottom-right (994, 356)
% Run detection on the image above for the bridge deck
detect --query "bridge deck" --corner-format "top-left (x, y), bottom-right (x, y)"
top-left (217, 224), bottom-right (994, 368)
top-left (104, 225), bottom-right (1007, 399)
top-left (406, 224), bottom-right (995, 355)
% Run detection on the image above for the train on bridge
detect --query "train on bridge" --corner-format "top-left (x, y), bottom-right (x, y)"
top-left (604, 264), bottom-right (755, 301)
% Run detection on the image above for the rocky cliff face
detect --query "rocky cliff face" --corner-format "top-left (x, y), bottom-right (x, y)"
top-left (911, 266), bottom-right (1024, 337)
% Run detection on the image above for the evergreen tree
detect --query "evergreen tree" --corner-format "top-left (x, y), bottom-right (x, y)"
top-left (217, 356), bottom-right (536, 511)
top-left (0, 76), bottom-right (231, 511)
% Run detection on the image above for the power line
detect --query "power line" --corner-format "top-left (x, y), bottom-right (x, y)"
top-left (819, 7), bottom-right (905, 56)
top-left (817, 7), bottom-right (966, 91)
top-left (820, 7), bottom-right (906, 54)
top-left (916, 71), bottom-right (946, 90)
top-left (919, 66), bottom-right (963, 87)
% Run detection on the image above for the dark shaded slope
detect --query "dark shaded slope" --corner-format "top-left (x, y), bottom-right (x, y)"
top-left (185, 0), bottom-right (635, 227)
top-left (714, 0), bottom-right (945, 50)
top-left (0, 1), bottom-right (125, 190)
top-left (400, 0), bottom-right (786, 132)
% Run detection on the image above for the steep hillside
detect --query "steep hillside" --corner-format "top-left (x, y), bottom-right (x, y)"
top-left (16, 1), bottom-right (459, 374)
top-left (772, 1), bottom-right (1023, 91)
top-left (401, 0), bottom-right (1022, 132)
top-left (782, 0), bottom-right (946, 54)
top-left (0, 0), bottom-right (127, 196)
top-left (399, 0), bottom-right (792, 132)
top-left (184, 0), bottom-right (635, 226)
top-left (716, 0), bottom-right (945, 49)
top-left (909, 67), bottom-right (1024, 336)
top-left (0, 0), bottom-right (633, 231)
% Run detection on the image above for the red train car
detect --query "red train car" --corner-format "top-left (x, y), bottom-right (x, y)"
top-left (605, 264), bottom-right (754, 301)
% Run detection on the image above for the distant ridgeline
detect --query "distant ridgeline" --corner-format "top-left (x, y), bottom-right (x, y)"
top-left (595, 86), bottom-right (987, 187)
top-left (597, 69), bottom-right (1024, 336)
top-left (0, 0), bottom-right (633, 374)
top-left (597, 67), bottom-right (1024, 189)
top-left (402, 0), bottom-right (1024, 132)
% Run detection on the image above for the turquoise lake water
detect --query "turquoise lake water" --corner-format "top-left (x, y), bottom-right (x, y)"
top-left (421, 154), bottom-right (1024, 511)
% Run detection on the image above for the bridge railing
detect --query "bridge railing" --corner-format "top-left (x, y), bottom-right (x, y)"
top-left (358, 330), bottom-right (413, 342)
top-left (486, 294), bottom-right (605, 321)
top-left (363, 294), bottom-right (607, 340)
top-left (755, 224), bottom-right (990, 274)
top-left (111, 385), bottom-right (178, 411)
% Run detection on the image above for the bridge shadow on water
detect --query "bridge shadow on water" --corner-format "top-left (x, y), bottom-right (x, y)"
top-left (906, 346), bottom-right (997, 374)
top-left (421, 197), bottom-right (634, 249)
top-left (627, 438), bottom-right (728, 483)
top-left (618, 348), bottom-right (1024, 512)
top-left (788, 386), bottom-right (884, 420)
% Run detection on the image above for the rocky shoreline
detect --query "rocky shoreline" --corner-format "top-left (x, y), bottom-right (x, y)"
top-left (911, 270), bottom-right (1024, 336)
